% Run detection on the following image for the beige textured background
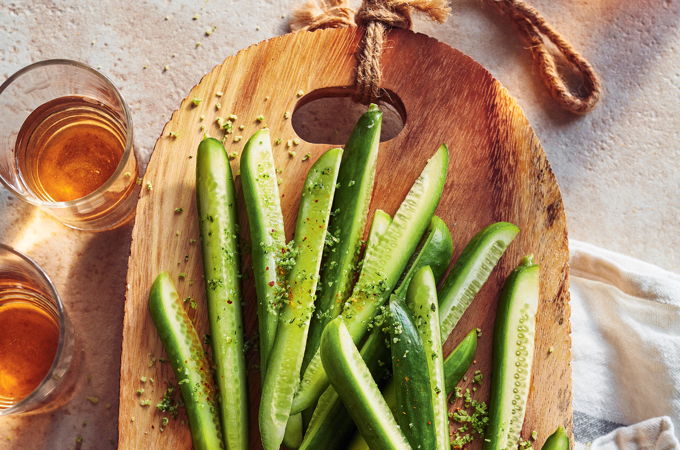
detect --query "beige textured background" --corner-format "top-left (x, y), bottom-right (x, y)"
top-left (0, 0), bottom-right (678, 448)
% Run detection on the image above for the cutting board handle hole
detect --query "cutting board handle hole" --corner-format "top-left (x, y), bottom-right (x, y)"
top-left (291, 87), bottom-right (406, 145)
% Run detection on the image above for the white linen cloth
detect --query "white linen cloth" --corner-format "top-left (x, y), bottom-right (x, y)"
top-left (569, 240), bottom-right (680, 449)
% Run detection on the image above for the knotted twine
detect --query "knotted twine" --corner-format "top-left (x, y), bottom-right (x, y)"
top-left (290, 0), bottom-right (601, 114)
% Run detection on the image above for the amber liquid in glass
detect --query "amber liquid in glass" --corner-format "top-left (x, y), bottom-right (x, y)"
top-left (15, 95), bottom-right (126, 202)
top-left (0, 279), bottom-right (59, 409)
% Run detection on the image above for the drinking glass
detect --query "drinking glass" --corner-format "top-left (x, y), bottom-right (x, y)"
top-left (0, 59), bottom-right (139, 231)
top-left (0, 244), bottom-right (76, 415)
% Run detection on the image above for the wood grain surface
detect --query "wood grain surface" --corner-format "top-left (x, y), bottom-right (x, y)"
top-left (119, 27), bottom-right (571, 449)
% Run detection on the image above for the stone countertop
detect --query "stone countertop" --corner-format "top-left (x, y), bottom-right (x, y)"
top-left (0, 0), bottom-right (678, 448)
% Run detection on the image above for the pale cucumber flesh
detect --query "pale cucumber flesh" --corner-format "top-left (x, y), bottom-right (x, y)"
top-left (484, 257), bottom-right (539, 450)
top-left (259, 148), bottom-right (343, 450)
top-left (438, 221), bottom-right (519, 342)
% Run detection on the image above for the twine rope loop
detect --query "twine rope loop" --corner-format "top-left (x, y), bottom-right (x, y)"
top-left (291, 0), bottom-right (601, 114)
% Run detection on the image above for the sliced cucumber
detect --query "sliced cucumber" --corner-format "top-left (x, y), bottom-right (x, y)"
top-left (439, 222), bottom-right (519, 342)
top-left (148, 273), bottom-right (223, 450)
top-left (240, 129), bottom-right (286, 378)
top-left (304, 104), bottom-right (383, 373)
top-left (293, 144), bottom-right (449, 413)
top-left (282, 414), bottom-right (303, 449)
top-left (393, 216), bottom-right (453, 300)
top-left (320, 318), bottom-right (410, 450)
top-left (484, 256), bottom-right (540, 450)
top-left (542, 426), bottom-right (569, 450)
top-left (196, 137), bottom-right (247, 450)
top-left (389, 295), bottom-right (436, 449)
top-left (299, 329), bottom-right (390, 450)
top-left (298, 211), bottom-right (391, 450)
top-left (406, 266), bottom-right (449, 450)
top-left (444, 328), bottom-right (478, 392)
top-left (259, 148), bottom-right (343, 450)
top-left (351, 327), bottom-right (478, 449)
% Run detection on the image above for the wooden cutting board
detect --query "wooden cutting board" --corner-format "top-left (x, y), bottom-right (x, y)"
top-left (119, 27), bottom-right (572, 449)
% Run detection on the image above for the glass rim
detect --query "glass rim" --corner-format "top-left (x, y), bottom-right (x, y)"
top-left (0, 58), bottom-right (135, 209)
top-left (0, 243), bottom-right (67, 414)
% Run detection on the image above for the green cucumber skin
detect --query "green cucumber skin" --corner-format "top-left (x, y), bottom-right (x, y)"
top-left (299, 330), bottom-right (390, 450)
top-left (406, 266), bottom-right (450, 450)
top-left (303, 105), bottom-right (382, 372)
top-left (282, 414), bottom-right (304, 449)
top-left (351, 328), bottom-right (477, 449)
top-left (298, 211), bottom-right (392, 450)
top-left (240, 129), bottom-right (286, 379)
top-left (293, 144), bottom-right (449, 414)
top-left (484, 257), bottom-right (540, 450)
top-left (259, 148), bottom-right (343, 450)
top-left (393, 215), bottom-right (453, 301)
top-left (438, 221), bottom-right (519, 342)
top-left (389, 296), bottom-right (437, 449)
top-left (443, 329), bottom-right (478, 392)
top-left (148, 272), bottom-right (224, 450)
top-left (320, 318), bottom-right (411, 450)
top-left (196, 137), bottom-right (248, 450)
top-left (541, 426), bottom-right (569, 450)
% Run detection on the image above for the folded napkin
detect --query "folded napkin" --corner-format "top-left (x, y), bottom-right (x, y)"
top-left (569, 240), bottom-right (680, 449)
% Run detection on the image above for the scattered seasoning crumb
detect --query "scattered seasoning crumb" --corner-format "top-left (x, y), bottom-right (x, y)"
top-left (192, 13), bottom-right (199, 20)
top-left (178, 273), bottom-right (187, 280)
top-left (164, 15), bottom-right (169, 21)
top-left (142, 65), bottom-right (148, 70)
top-left (160, 417), bottom-right (170, 432)
top-left (238, 124), bottom-right (245, 130)
top-left (86, 396), bottom-right (100, 405)
top-left (75, 436), bottom-right (83, 445)
top-left (302, 153), bottom-right (311, 161)
top-left (205, 26), bottom-right (216, 36)
top-left (288, 150), bottom-right (296, 158)
top-left (292, 138), bottom-right (300, 146)
top-left (215, 91), bottom-right (223, 97)
top-left (130, 417), bottom-right (135, 423)
top-left (296, 89), bottom-right (304, 97)
top-left (215, 102), bottom-right (221, 110)
top-left (140, 376), bottom-right (147, 383)
top-left (531, 430), bottom-right (538, 441)
top-left (162, 64), bottom-right (170, 73)
top-left (233, 136), bottom-right (242, 143)
top-left (283, 111), bottom-right (290, 119)
top-left (145, 182), bottom-right (153, 192)
top-left (195, 42), bottom-right (202, 48)
top-left (135, 388), bottom-right (144, 396)
top-left (286, 140), bottom-right (293, 148)
top-left (274, 138), bottom-right (282, 145)
top-left (123, 171), bottom-right (131, 178)
top-left (476, 327), bottom-right (483, 337)
top-left (199, 125), bottom-right (206, 132)
top-left (228, 151), bottom-right (238, 160)
top-left (139, 399), bottom-right (151, 407)
top-left (191, 98), bottom-right (202, 107)
top-left (228, 114), bottom-right (238, 121)
top-left (189, 239), bottom-right (197, 245)
top-left (264, 96), bottom-right (269, 101)
top-left (255, 114), bottom-right (265, 123)
top-left (168, 131), bottom-right (178, 138)
top-left (174, 207), bottom-right (184, 214)
top-left (256, 26), bottom-right (261, 31)
top-left (548, 346), bottom-right (555, 354)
